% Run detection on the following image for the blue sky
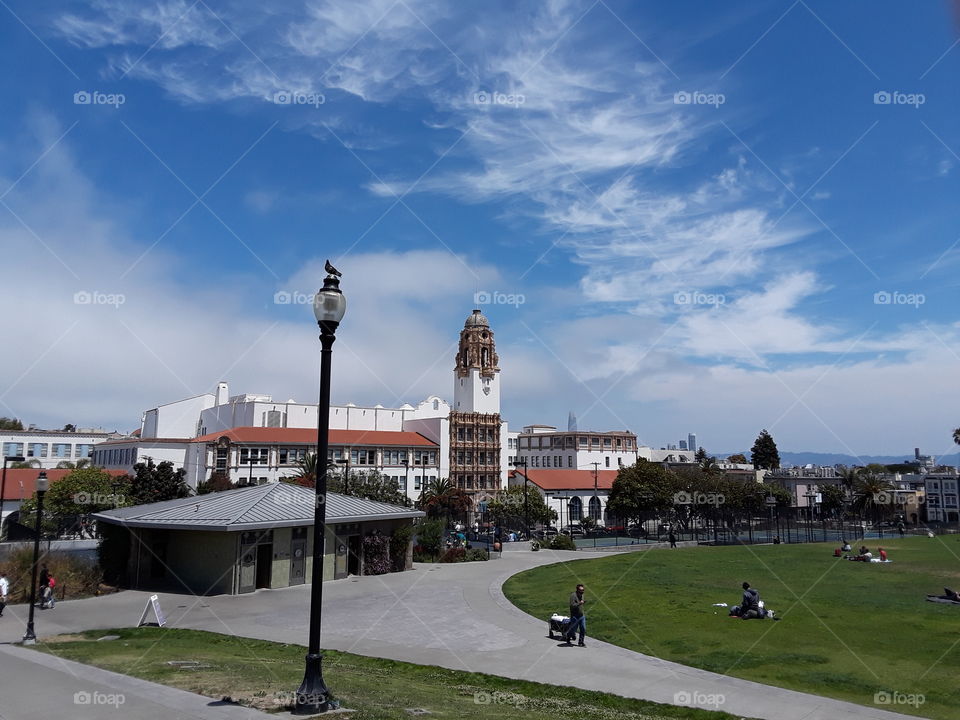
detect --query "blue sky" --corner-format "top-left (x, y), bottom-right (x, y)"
top-left (1, 0), bottom-right (959, 459)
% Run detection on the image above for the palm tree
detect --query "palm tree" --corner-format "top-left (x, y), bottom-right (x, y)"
top-left (55, 459), bottom-right (91, 470)
top-left (953, 427), bottom-right (960, 448)
top-left (417, 477), bottom-right (471, 525)
top-left (853, 474), bottom-right (894, 525)
top-left (283, 452), bottom-right (319, 487)
top-left (10, 459), bottom-right (41, 469)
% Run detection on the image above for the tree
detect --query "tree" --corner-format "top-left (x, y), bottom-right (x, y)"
top-left (607, 460), bottom-right (678, 527)
top-left (818, 483), bottom-right (846, 517)
top-left (20, 467), bottom-right (132, 534)
top-left (283, 453), bottom-right (320, 487)
top-left (852, 474), bottom-right (894, 521)
top-left (130, 458), bottom-right (191, 505)
top-left (417, 477), bottom-right (471, 524)
top-left (0, 417), bottom-right (23, 431)
top-left (750, 430), bottom-right (781, 470)
top-left (694, 447), bottom-right (708, 464)
top-left (10, 459), bottom-right (41, 469)
top-left (953, 427), bottom-right (960, 448)
top-left (196, 471), bottom-right (234, 495)
top-left (55, 459), bottom-right (92, 470)
top-left (486, 485), bottom-right (556, 529)
top-left (62, 423), bottom-right (76, 432)
top-left (328, 470), bottom-right (411, 507)
top-left (727, 453), bottom-right (747, 464)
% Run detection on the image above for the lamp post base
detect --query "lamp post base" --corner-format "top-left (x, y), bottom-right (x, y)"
top-left (293, 653), bottom-right (333, 715)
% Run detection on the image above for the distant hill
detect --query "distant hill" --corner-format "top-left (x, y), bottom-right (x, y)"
top-left (715, 451), bottom-right (960, 468)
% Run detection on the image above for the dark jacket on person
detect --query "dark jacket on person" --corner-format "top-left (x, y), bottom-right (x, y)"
top-left (569, 591), bottom-right (585, 618)
top-left (742, 587), bottom-right (760, 610)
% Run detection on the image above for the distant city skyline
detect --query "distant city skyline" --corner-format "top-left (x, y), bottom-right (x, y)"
top-left (1, 1), bottom-right (959, 455)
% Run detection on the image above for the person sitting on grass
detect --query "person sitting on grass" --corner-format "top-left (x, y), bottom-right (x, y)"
top-left (878, 547), bottom-right (887, 562)
top-left (850, 546), bottom-right (872, 562)
top-left (740, 582), bottom-right (761, 619)
top-left (841, 540), bottom-right (851, 552)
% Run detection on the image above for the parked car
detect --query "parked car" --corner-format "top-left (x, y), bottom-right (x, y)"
top-left (561, 525), bottom-right (585, 536)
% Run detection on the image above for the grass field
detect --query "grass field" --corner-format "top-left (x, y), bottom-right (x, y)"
top-left (36, 627), bottom-right (747, 720)
top-left (504, 537), bottom-right (960, 720)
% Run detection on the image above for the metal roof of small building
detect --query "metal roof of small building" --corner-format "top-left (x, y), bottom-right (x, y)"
top-left (93, 482), bottom-right (424, 532)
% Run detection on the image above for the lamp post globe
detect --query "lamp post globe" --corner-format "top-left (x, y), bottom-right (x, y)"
top-left (295, 262), bottom-right (345, 715)
top-left (313, 274), bottom-right (347, 325)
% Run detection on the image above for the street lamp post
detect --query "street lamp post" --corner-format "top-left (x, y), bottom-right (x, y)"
top-left (1, 455), bottom-right (26, 541)
top-left (22, 470), bottom-right (49, 645)
top-left (294, 263), bottom-right (346, 716)
top-left (511, 458), bottom-right (529, 539)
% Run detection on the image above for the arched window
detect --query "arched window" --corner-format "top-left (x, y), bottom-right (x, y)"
top-left (568, 496), bottom-right (583, 522)
top-left (481, 347), bottom-right (488, 366)
top-left (589, 496), bottom-right (601, 521)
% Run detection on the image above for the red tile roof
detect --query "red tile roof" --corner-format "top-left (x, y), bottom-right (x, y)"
top-left (192, 427), bottom-right (437, 447)
top-left (511, 469), bottom-right (619, 491)
top-left (1, 468), bottom-right (129, 500)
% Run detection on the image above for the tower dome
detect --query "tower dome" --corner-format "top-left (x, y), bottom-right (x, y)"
top-left (464, 309), bottom-right (489, 328)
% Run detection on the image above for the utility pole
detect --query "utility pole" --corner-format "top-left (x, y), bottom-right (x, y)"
top-left (591, 461), bottom-right (600, 548)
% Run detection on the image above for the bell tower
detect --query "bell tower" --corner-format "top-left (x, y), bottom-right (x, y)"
top-left (449, 309), bottom-right (502, 497)
top-left (454, 309), bottom-right (500, 414)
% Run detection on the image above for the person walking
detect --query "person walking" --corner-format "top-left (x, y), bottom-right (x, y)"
top-left (668, 530), bottom-right (677, 548)
top-left (0, 571), bottom-right (8, 617)
top-left (38, 564), bottom-right (49, 610)
top-left (564, 584), bottom-right (587, 646)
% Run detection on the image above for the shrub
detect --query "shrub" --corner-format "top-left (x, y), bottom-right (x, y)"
top-left (549, 534), bottom-right (577, 551)
top-left (416, 519), bottom-right (444, 557)
top-left (1, 547), bottom-right (102, 603)
top-left (465, 548), bottom-right (488, 562)
top-left (389, 525), bottom-right (413, 572)
top-left (439, 547), bottom-right (466, 563)
top-left (362, 533), bottom-right (391, 575)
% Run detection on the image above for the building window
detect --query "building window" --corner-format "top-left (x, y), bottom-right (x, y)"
top-left (579, 437), bottom-right (587, 448)
top-left (53, 443), bottom-right (71, 458)
top-left (28, 443), bottom-right (48, 458)
top-left (216, 446), bottom-right (228, 470)
top-left (603, 438), bottom-right (612, 448)
top-left (568, 456), bottom-right (573, 468)
top-left (569, 497), bottom-right (583, 522)
top-left (589, 496), bottom-right (602, 521)
top-left (3, 442), bottom-right (24, 457)
top-left (240, 448), bottom-right (269, 465)
top-left (605, 457), bottom-right (610, 467)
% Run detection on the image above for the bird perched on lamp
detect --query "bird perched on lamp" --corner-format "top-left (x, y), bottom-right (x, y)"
top-left (324, 260), bottom-right (342, 277)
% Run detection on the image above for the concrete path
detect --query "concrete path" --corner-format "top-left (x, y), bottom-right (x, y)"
top-left (0, 643), bottom-right (275, 720)
top-left (0, 547), bottom-right (923, 720)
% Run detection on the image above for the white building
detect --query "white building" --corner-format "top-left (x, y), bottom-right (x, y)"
top-left (516, 425), bottom-right (649, 471)
top-left (508, 468), bottom-right (618, 528)
top-left (94, 309), bottom-right (514, 506)
top-left (2, 428), bottom-right (123, 469)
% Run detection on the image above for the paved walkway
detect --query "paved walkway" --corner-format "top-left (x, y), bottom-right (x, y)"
top-left (0, 643), bottom-right (274, 720)
top-left (0, 547), bottom-right (922, 720)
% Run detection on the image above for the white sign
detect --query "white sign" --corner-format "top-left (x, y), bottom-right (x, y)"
top-left (137, 594), bottom-right (167, 627)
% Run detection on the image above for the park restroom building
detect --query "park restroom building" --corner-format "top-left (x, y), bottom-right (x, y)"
top-left (94, 483), bottom-right (423, 595)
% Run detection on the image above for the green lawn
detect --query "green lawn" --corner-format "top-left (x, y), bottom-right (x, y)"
top-left (504, 537), bottom-right (960, 719)
top-left (36, 627), bottom-right (747, 720)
